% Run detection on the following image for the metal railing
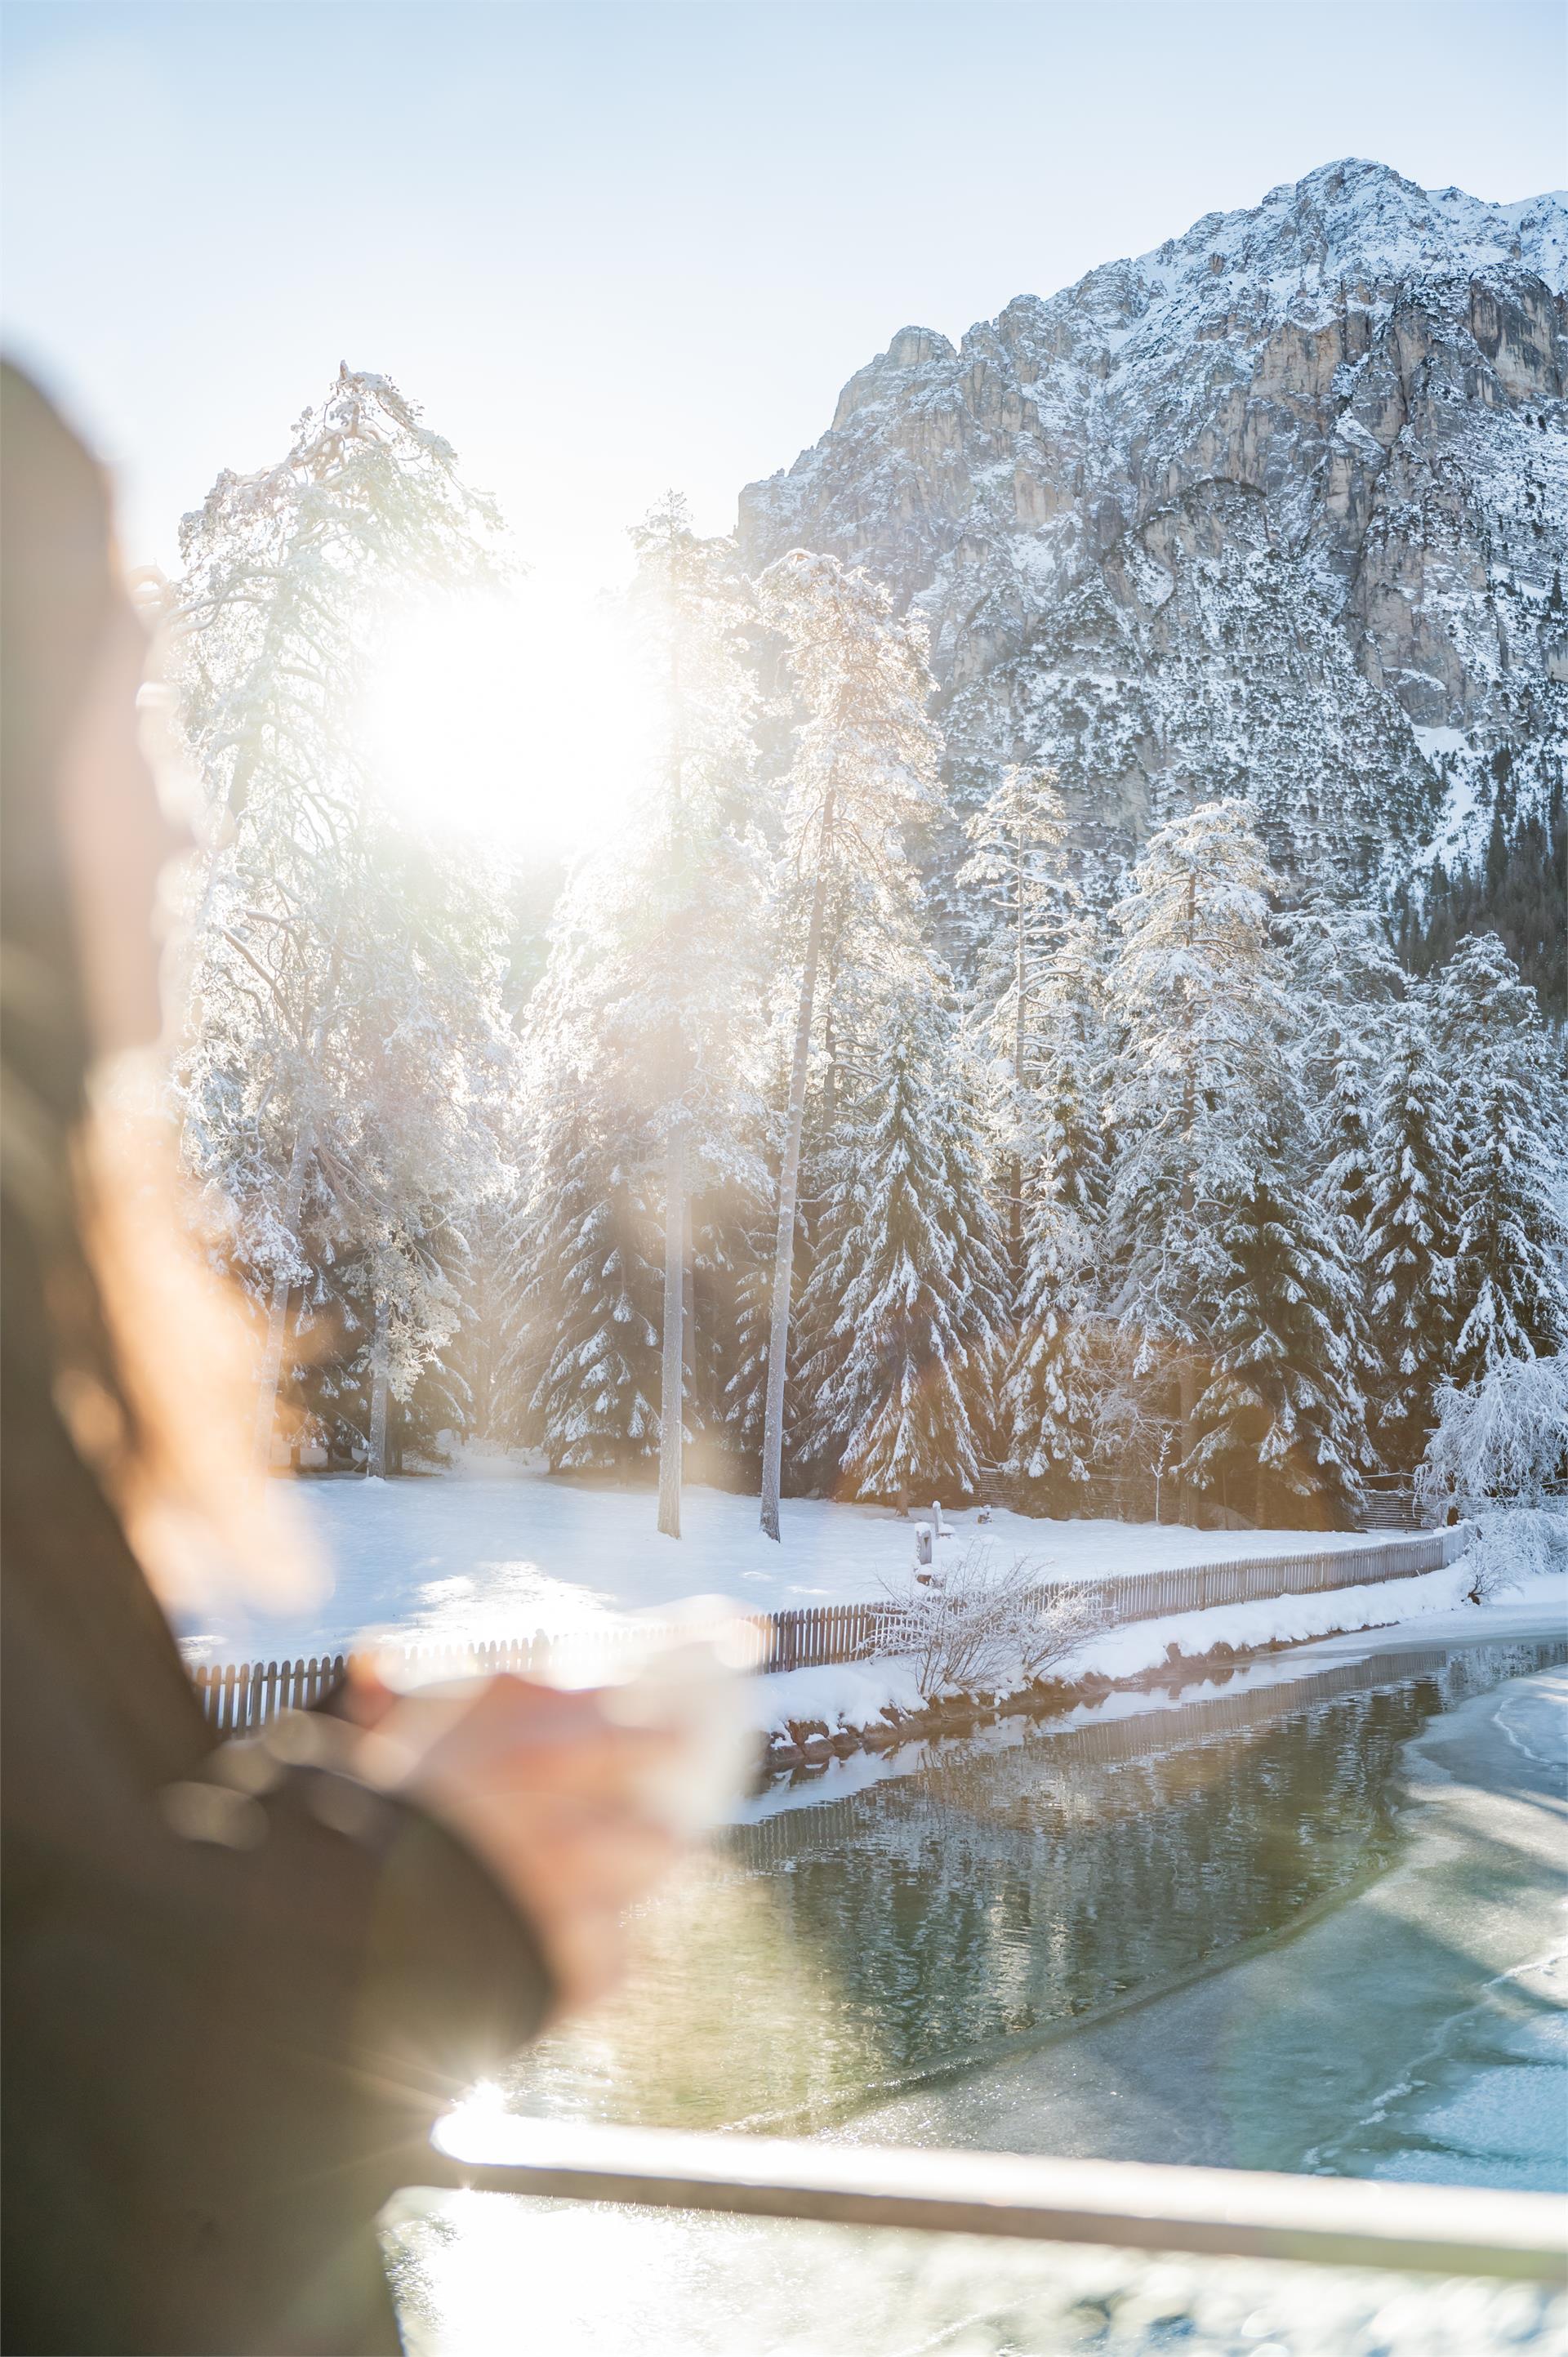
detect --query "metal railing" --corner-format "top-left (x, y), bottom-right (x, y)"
top-left (418, 2116), bottom-right (1564, 2284)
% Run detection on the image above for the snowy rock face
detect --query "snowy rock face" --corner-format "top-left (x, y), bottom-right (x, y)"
top-left (738, 160), bottom-right (1568, 881)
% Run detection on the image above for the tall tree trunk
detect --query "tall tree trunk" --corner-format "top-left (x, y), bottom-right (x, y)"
top-left (368, 1295), bottom-right (390, 1479)
top-left (1177, 867), bottom-right (1198, 1522)
top-left (760, 809), bottom-right (833, 1542)
top-left (1010, 827), bottom-right (1027, 1282)
top-left (682, 1188), bottom-right (695, 1408)
top-left (655, 519), bottom-right (688, 1538)
top-left (1177, 1348), bottom-right (1199, 1526)
top-left (252, 1123), bottom-right (313, 1467)
top-left (657, 1128), bottom-right (686, 1537)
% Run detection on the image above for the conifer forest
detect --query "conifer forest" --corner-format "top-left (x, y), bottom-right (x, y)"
top-left (169, 165), bottom-right (1568, 1540)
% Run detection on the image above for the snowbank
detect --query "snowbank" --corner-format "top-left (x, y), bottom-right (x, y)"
top-left (751, 1657), bottom-right (927, 1740)
top-left (187, 1464), bottom-right (1405, 1660)
top-left (1049, 1562), bottom-right (1477, 1683)
top-left (744, 1562), bottom-right (1480, 1749)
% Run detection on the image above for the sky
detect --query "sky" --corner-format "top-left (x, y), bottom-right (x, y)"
top-left (4, 0), bottom-right (1564, 839)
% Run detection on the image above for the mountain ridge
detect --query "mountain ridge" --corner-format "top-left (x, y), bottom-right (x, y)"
top-left (737, 158), bottom-right (1567, 910)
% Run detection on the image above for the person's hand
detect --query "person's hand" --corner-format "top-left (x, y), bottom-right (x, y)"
top-left (350, 1674), bottom-right (682, 2017)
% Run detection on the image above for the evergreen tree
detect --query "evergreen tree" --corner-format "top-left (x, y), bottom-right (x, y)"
top-left (507, 880), bottom-right (663, 1475)
top-left (957, 764), bottom-right (1073, 1278)
top-left (1187, 1165), bottom-right (1370, 1526)
top-left (1278, 898), bottom-right (1403, 1112)
top-left (1395, 775), bottom-right (1566, 1021)
top-left (1361, 998), bottom-right (1461, 1472)
top-left (797, 984), bottom-right (1007, 1503)
top-left (1423, 932), bottom-right (1568, 1388)
top-left (517, 1115), bottom-right (662, 1473)
top-left (1428, 929), bottom-right (1552, 1081)
top-left (753, 551), bottom-right (944, 1538)
top-left (175, 368), bottom-right (512, 1463)
top-left (441, 1194), bottom-right (523, 1449)
top-left (1450, 1058), bottom-right (1568, 1384)
top-left (507, 507), bottom-right (767, 1494)
top-left (1000, 917), bottom-right (1111, 1502)
top-left (1105, 799), bottom-right (1288, 1513)
top-left (1320, 1045), bottom-right (1373, 1234)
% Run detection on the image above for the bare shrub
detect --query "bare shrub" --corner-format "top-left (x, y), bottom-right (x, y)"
top-left (878, 1543), bottom-right (1098, 1703)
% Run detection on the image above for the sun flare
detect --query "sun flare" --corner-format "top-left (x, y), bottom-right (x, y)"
top-left (363, 586), bottom-right (652, 851)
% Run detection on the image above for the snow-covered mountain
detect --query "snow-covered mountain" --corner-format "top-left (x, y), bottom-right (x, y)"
top-left (738, 159), bottom-right (1568, 888)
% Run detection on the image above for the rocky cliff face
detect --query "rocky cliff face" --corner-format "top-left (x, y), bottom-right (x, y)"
top-left (738, 159), bottom-right (1568, 888)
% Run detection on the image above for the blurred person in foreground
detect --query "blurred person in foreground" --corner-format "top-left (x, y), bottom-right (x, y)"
top-left (0, 362), bottom-right (683, 2355)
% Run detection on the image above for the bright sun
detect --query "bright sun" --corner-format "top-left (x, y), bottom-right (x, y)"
top-left (363, 584), bottom-right (652, 853)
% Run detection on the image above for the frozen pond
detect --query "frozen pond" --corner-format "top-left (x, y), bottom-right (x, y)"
top-left (840, 1655), bottom-right (1568, 2191)
top-left (491, 1626), bottom-right (1568, 2150)
top-left (389, 1616), bottom-right (1568, 2351)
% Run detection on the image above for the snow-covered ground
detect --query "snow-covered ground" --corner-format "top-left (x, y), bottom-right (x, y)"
top-left (184, 1463), bottom-right (1405, 1662)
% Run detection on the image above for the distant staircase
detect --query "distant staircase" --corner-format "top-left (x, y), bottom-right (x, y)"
top-left (1356, 1478), bottom-right (1423, 1534)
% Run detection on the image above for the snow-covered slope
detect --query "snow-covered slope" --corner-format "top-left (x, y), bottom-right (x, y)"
top-left (739, 160), bottom-right (1568, 884)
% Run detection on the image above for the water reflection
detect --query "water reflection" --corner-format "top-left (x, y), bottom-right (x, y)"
top-left (502, 1639), bottom-right (1567, 2135)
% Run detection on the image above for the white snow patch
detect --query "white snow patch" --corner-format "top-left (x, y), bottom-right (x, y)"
top-left (751, 1657), bottom-right (929, 1741)
top-left (1410, 725), bottom-right (1468, 762)
top-left (184, 1470), bottom-right (1400, 1661)
top-left (1049, 1562), bottom-right (1476, 1682)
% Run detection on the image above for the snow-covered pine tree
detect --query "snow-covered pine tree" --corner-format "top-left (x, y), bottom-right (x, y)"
top-left (525, 1144), bottom-right (663, 1474)
top-left (957, 764), bottom-right (1072, 1277)
top-left (1425, 938), bottom-right (1568, 1387)
top-left (345, 820), bottom-right (514, 1473)
top-left (1105, 799), bottom-right (1288, 1516)
top-left (797, 978), bottom-right (1008, 1503)
top-left (175, 369), bottom-right (511, 1464)
top-left (1187, 1163), bottom-right (1370, 1526)
top-left (684, 1169), bottom-right (770, 1473)
top-left (753, 550), bottom-right (944, 1539)
top-left (467, 1192), bottom-right (537, 1449)
top-left (1000, 916), bottom-right (1112, 1504)
top-left (1278, 898), bottom-right (1401, 1238)
top-left (722, 1176), bottom-right (804, 1471)
top-left (1427, 929), bottom-right (1557, 1083)
top-left (301, 1222), bottom-right (474, 1473)
top-left (1361, 996), bottom-right (1462, 1473)
top-left (506, 881), bottom-right (664, 1474)
top-left (1450, 1056), bottom-right (1568, 1385)
top-left (1321, 1040), bottom-right (1377, 1240)
top-left (448, 858), bottom-right (561, 1452)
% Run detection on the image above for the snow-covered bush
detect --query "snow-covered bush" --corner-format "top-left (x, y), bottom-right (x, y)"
top-left (1417, 1355), bottom-right (1568, 1515)
top-left (878, 1544), bottom-right (1097, 1702)
top-left (1457, 1508), bottom-right (1568, 1602)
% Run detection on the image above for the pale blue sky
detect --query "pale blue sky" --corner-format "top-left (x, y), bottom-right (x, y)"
top-left (2, 2), bottom-right (1563, 840)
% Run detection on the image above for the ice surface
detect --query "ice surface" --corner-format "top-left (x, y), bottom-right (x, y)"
top-left (835, 1660), bottom-right (1568, 2192)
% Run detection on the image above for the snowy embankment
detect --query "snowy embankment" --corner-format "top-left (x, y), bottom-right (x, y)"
top-left (751, 1513), bottom-right (1567, 1756)
top-left (751, 1563), bottom-right (1479, 1747)
top-left (187, 1459), bottom-right (1404, 1662)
